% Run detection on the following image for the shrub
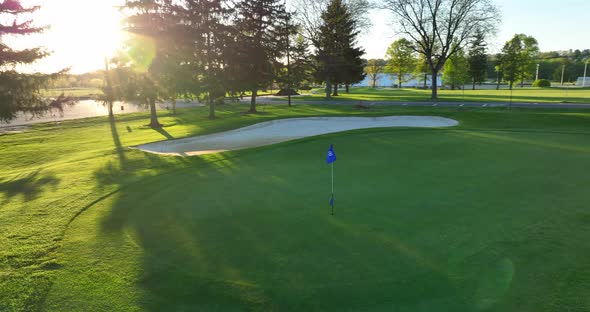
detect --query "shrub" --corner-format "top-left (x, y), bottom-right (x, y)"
top-left (533, 79), bottom-right (551, 87)
top-left (214, 96), bottom-right (224, 106)
top-left (275, 88), bottom-right (299, 96)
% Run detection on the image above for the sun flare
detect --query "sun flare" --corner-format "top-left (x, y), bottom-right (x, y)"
top-left (12, 0), bottom-right (126, 73)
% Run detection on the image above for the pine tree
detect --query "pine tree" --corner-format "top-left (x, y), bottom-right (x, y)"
top-left (291, 35), bottom-right (313, 89)
top-left (274, 6), bottom-right (301, 105)
top-left (313, 0), bottom-right (364, 98)
top-left (0, 0), bottom-right (72, 122)
top-left (118, 0), bottom-right (186, 128)
top-left (232, 0), bottom-right (289, 113)
top-left (467, 30), bottom-right (488, 90)
top-left (341, 46), bottom-right (365, 93)
top-left (277, 34), bottom-right (313, 92)
top-left (174, 0), bottom-right (233, 119)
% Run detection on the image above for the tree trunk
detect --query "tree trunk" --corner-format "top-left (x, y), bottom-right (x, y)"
top-left (205, 30), bottom-right (215, 119)
top-left (509, 81), bottom-right (513, 90)
top-left (472, 78), bottom-right (476, 90)
top-left (398, 72), bottom-right (402, 88)
top-left (496, 73), bottom-right (501, 90)
top-left (423, 74), bottom-right (427, 89)
top-left (107, 101), bottom-right (113, 118)
top-left (250, 89), bottom-right (257, 113)
top-left (431, 70), bottom-right (438, 100)
top-left (371, 77), bottom-right (376, 88)
top-left (325, 78), bottom-right (332, 99)
top-left (206, 31), bottom-right (215, 118)
top-left (286, 27), bottom-right (291, 107)
top-left (208, 93), bottom-right (215, 119)
top-left (104, 57), bottom-right (114, 119)
top-left (172, 98), bottom-right (177, 115)
top-left (520, 79), bottom-right (524, 88)
top-left (148, 97), bottom-right (161, 128)
top-left (332, 83), bottom-right (338, 96)
top-left (345, 84), bottom-right (350, 93)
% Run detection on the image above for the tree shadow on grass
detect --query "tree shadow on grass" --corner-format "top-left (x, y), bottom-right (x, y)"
top-left (109, 116), bottom-right (127, 166)
top-left (93, 117), bottom-right (187, 192)
top-left (55, 117), bottom-right (590, 311)
top-left (94, 113), bottom-right (247, 198)
top-left (154, 127), bottom-right (174, 140)
top-left (92, 147), bottom-right (473, 311)
top-left (0, 170), bottom-right (60, 206)
top-left (92, 116), bottom-right (133, 190)
top-left (84, 121), bottom-right (572, 310)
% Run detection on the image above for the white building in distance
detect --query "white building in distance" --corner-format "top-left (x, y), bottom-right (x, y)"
top-left (576, 77), bottom-right (589, 87)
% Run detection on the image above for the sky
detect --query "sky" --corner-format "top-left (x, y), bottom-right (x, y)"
top-left (4, 0), bottom-right (126, 74)
top-left (359, 0), bottom-right (590, 60)
top-left (3, 0), bottom-right (590, 74)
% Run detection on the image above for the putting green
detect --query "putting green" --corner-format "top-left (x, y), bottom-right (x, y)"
top-left (44, 126), bottom-right (590, 311)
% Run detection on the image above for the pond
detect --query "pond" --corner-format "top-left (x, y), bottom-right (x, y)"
top-left (0, 100), bottom-right (203, 128)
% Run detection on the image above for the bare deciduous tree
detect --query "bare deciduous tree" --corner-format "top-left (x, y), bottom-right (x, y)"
top-left (381, 0), bottom-right (500, 100)
top-left (291, 0), bottom-right (372, 42)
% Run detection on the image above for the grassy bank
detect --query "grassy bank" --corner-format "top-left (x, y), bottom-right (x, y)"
top-left (43, 88), bottom-right (101, 98)
top-left (1, 104), bottom-right (590, 311)
top-left (288, 87), bottom-right (590, 104)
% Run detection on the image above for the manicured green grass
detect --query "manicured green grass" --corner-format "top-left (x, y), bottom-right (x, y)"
top-left (1, 104), bottom-right (590, 311)
top-left (286, 87), bottom-right (590, 104)
top-left (43, 88), bottom-right (102, 98)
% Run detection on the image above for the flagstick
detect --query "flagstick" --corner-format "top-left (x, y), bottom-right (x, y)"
top-left (331, 162), bottom-right (334, 216)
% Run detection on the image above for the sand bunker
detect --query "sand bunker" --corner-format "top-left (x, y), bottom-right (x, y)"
top-left (134, 116), bottom-right (459, 156)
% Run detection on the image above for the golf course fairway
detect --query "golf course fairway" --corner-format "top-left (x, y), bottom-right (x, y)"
top-left (1, 105), bottom-right (590, 311)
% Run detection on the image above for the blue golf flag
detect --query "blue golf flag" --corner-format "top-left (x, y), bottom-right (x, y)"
top-left (327, 144), bottom-right (336, 214)
top-left (326, 144), bottom-right (336, 164)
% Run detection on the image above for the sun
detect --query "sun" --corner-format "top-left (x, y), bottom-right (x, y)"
top-left (66, 2), bottom-right (126, 55)
top-left (13, 0), bottom-right (126, 73)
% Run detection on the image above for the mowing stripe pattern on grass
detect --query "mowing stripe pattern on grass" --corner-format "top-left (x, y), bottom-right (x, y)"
top-left (2, 104), bottom-right (590, 311)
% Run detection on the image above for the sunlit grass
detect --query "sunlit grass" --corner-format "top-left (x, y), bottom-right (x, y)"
top-left (1, 104), bottom-right (590, 311)
top-left (287, 87), bottom-right (590, 104)
top-left (43, 88), bottom-right (102, 98)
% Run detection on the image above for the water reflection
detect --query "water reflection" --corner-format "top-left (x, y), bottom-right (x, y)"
top-left (0, 100), bottom-right (203, 127)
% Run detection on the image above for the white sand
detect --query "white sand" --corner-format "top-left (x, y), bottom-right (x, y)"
top-left (133, 116), bottom-right (459, 156)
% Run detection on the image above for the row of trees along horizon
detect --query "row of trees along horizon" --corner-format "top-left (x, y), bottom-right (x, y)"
top-left (56, 43), bottom-right (590, 91)
top-left (1, 0), bottom-right (589, 127)
top-left (368, 38), bottom-right (590, 90)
